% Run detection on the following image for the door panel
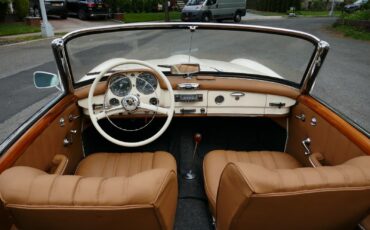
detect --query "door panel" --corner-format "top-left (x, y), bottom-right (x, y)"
top-left (0, 95), bottom-right (83, 174)
top-left (287, 95), bottom-right (369, 166)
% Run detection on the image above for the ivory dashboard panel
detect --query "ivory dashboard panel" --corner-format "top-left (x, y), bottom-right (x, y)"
top-left (78, 90), bottom-right (295, 116)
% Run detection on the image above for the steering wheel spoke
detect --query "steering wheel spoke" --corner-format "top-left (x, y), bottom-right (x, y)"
top-left (139, 103), bottom-right (170, 115)
top-left (95, 107), bottom-right (126, 120)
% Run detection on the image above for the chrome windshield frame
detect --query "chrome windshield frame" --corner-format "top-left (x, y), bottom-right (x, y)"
top-left (51, 22), bottom-right (329, 94)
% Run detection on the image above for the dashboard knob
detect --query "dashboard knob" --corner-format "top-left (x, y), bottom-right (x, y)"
top-left (215, 95), bottom-right (224, 104)
top-left (149, 97), bottom-right (159, 105)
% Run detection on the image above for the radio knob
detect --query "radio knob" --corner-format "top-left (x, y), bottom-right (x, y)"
top-left (215, 95), bottom-right (224, 104)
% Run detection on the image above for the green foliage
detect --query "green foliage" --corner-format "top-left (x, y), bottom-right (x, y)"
top-left (110, 0), bottom-right (161, 13)
top-left (333, 24), bottom-right (370, 40)
top-left (13, 0), bottom-right (29, 19)
top-left (124, 11), bottom-right (180, 22)
top-left (342, 9), bottom-right (370, 20)
top-left (247, 0), bottom-right (301, 12)
top-left (0, 2), bottom-right (8, 20)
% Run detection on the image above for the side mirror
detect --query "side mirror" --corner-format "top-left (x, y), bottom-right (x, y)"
top-left (33, 71), bottom-right (61, 90)
top-left (206, 0), bottom-right (213, 5)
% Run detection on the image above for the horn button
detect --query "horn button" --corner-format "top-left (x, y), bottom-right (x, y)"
top-left (122, 95), bottom-right (140, 111)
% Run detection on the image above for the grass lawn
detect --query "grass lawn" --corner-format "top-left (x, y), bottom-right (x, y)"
top-left (250, 10), bottom-right (341, 17)
top-left (296, 10), bottom-right (341, 17)
top-left (342, 10), bottom-right (370, 20)
top-left (333, 24), bottom-right (370, 41)
top-left (0, 22), bottom-right (41, 36)
top-left (248, 10), bottom-right (286, 16)
top-left (124, 11), bottom-right (181, 23)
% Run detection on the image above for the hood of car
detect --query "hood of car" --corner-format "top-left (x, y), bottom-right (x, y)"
top-left (79, 55), bottom-right (282, 82)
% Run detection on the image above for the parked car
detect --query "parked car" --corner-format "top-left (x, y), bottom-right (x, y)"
top-left (344, 0), bottom-right (368, 12)
top-left (66, 0), bottom-right (109, 20)
top-left (31, 0), bottom-right (68, 19)
top-left (181, 0), bottom-right (246, 22)
top-left (0, 23), bottom-right (369, 230)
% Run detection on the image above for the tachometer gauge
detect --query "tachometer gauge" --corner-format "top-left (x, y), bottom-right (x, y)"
top-left (136, 72), bottom-right (158, 95)
top-left (109, 75), bottom-right (132, 97)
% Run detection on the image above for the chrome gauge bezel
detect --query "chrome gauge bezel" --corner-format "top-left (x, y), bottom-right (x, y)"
top-left (109, 74), bottom-right (132, 97)
top-left (136, 72), bottom-right (158, 95)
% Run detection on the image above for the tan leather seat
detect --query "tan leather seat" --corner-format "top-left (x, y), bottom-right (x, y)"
top-left (203, 150), bottom-right (302, 215)
top-left (0, 151), bottom-right (178, 230)
top-left (203, 150), bottom-right (370, 230)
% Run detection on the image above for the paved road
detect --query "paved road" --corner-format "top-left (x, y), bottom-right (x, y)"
top-left (242, 17), bottom-right (370, 134)
top-left (0, 17), bottom-right (369, 143)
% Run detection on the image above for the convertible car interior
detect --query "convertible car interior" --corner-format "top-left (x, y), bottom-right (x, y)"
top-left (0, 23), bottom-right (369, 230)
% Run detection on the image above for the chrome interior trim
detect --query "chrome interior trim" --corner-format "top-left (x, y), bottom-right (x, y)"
top-left (52, 38), bottom-right (74, 94)
top-left (61, 22), bottom-right (322, 44)
top-left (57, 22), bottom-right (325, 92)
top-left (301, 40), bottom-right (330, 94)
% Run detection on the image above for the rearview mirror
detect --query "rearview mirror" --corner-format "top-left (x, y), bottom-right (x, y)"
top-left (170, 64), bottom-right (200, 75)
top-left (33, 71), bottom-right (60, 90)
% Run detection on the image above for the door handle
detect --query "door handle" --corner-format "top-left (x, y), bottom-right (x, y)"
top-left (301, 138), bottom-right (311, 155)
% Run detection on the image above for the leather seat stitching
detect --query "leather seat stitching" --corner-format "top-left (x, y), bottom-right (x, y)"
top-left (295, 169), bottom-right (307, 189)
top-left (97, 178), bottom-right (104, 205)
top-left (113, 154), bottom-right (119, 177)
top-left (72, 177), bottom-right (82, 205)
top-left (270, 152), bottom-right (279, 169)
top-left (127, 153), bottom-right (132, 177)
top-left (316, 167), bottom-right (329, 188)
top-left (333, 166), bottom-right (349, 186)
top-left (101, 154), bottom-right (109, 177)
top-left (47, 176), bottom-right (58, 205)
top-left (276, 170), bottom-right (284, 192)
top-left (259, 153), bottom-right (268, 168)
top-left (26, 175), bottom-right (37, 205)
top-left (353, 166), bottom-right (369, 182)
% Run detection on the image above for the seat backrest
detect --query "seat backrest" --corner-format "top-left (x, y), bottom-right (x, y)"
top-left (0, 166), bottom-right (177, 230)
top-left (216, 156), bottom-right (370, 230)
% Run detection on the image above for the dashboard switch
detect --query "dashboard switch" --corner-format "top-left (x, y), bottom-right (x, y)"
top-left (215, 95), bottom-right (224, 104)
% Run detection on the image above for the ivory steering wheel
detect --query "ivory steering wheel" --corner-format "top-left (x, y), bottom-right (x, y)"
top-left (88, 59), bottom-right (175, 147)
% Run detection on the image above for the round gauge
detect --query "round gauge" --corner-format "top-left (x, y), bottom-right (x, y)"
top-left (109, 98), bottom-right (120, 106)
top-left (136, 72), bottom-right (158, 95)
top-left (109, 76), bottom-right (132, 97)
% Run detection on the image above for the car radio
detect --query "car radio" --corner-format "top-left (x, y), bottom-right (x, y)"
top-left (175, 94), bottom-right (203, 102)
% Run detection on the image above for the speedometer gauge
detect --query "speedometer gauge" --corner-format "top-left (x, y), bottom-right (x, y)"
top-left (109, 75), bottom-right (132, 97)
top-left (136, 73), bottom-right (158, 95)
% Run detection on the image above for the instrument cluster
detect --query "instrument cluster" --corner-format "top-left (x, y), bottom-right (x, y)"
top-left (108, 71), bottom-right (158, 98)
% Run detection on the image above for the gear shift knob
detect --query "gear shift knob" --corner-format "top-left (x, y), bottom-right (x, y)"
top-left (194, 133), bottom-right (202, 144)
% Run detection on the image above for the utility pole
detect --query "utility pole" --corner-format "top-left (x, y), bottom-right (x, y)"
top-left (329, 0), bottom-right (336, 16)
top-left (39, 0), bottom-right (54, 37)
top-left (164, 0), bottom-right (170, 22)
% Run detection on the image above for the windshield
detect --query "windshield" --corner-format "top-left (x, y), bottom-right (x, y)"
top-left (187, 0), bottom-right (205, 5)
top-left (65, 26), bottom-right (316, 87)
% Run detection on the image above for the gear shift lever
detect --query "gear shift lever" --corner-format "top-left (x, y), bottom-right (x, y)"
top-left (184, 133), bottom-right (202, 180)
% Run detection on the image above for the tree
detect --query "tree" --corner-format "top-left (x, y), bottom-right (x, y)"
top-left (13, 0), bottom-right (29, 19)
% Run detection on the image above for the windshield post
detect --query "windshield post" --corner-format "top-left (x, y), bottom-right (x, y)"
top-left (301, 40), bottom-right (330, 94)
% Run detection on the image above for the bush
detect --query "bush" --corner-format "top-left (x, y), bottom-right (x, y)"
top-left (247, 0), bottom-right (300, 12)
top-left (13, 0), bottom-right (29, 19)
top-left (343, 9), bottom-right (370, 20)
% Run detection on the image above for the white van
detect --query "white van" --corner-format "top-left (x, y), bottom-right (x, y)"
top-left (181, 0), bottom-right (246, 22)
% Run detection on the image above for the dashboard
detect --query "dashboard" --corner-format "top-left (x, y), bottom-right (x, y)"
top-left (77, 70), bottom-right (297, 117)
